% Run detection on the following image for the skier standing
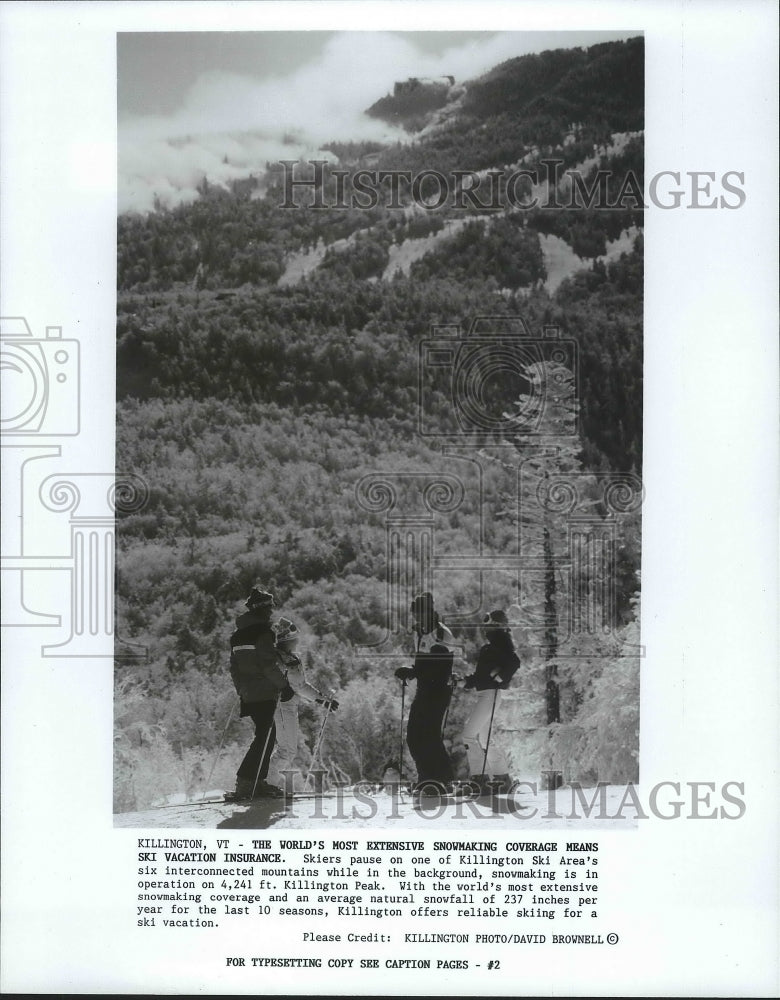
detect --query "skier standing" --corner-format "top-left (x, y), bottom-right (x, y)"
top-left (394, 592), bottom-right (456, 795)
top-left (461, 609), bottom-right (520, 794)
top-left (267, 617), bottom-right (339, 791)
top-left (228, 587), bottom-right (288, 799)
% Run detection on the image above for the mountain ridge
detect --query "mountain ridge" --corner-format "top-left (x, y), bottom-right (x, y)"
top-left (115, 37), bottom-right (644, 813)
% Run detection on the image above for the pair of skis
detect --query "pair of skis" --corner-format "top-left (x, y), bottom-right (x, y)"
top-left (222, 689), bottom-right (336, 803)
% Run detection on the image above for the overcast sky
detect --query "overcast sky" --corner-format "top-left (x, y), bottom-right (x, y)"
top-left (118, 30), bottom-right (639, 212)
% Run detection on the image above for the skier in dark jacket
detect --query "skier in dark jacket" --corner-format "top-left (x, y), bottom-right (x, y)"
top-left (229, 587), bottom-right (288, 799)
top-left (394, 592), bottom-right (456, 795)
top-left (461, 609), bottom-right (520, 793)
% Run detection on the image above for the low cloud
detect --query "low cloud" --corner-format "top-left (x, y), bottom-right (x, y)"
top-left (119, 31), bottom-right (624, 213)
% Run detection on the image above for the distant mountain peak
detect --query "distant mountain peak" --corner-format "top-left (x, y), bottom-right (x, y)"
top-left (367, 75), bottom-right (459, 132)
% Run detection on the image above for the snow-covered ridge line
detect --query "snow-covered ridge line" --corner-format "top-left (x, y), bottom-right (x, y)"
top-left (276, 131), bottom-right (643, 291)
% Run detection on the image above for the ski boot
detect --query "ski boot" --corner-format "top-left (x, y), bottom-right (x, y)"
top-left (253, 780), bottom-right (284, 798)
top-left (489, 773), bottom-right (514, 795)
top-left (412, 779), bottom-right (448, 798)
top-left (466, 774), bottom-right (491, 797)
top-left (381, 765), bottom-right (402, 793)
top-left (448, 780), bottom-right (476, 799)
top-left (226, 777), bottom-right (283, 801)
top-left (225, 778), bottom-right (254, 802)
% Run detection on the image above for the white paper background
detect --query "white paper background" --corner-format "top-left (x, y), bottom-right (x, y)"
top-left (1, 1), bottom-right (778, 995)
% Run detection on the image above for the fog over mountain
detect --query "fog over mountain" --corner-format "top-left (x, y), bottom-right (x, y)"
top-left (119, 31), bottom-right (636, 212)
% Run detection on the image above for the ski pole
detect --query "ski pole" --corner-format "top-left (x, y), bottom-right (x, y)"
top-left (441, 675), bottom-right (461, 734)
top-left (305, 695), bottom-right (333, 788)
top-left (481, 688), bottom-right (500, 776)
top-left (400, 627), bottom-right (423, 786)
top-left (398, 677), bottom-right (407, 786)
top-left (203, 698), bottom-right (238, 794)
top-left (441, 689), bottom-right (452, 734)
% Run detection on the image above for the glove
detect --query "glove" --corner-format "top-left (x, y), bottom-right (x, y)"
top-left (279, 682), bottom-right (295, 702)
top-left (316, 696), bottom-right (339, 712)
top-left (394, 667), bottom-right (414, 681)
top-left (463, 674), bottom-right (477, 690)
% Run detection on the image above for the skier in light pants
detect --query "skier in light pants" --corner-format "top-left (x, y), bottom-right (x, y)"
top-left (461, 609), bottom-right (520, 794)
top-left (267, 617), bottom-right (338, 791)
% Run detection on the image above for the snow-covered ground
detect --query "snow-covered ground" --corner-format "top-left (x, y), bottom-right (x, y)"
top-left (114, 783), bottom-right (638, 830)
top-left (382, 217), bottom-right (486, 279)
top-left (539, 225), bottom-right (640, 293)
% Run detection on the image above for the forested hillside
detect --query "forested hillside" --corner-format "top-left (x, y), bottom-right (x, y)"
top-left (115, 37), bottom-right (644, 811)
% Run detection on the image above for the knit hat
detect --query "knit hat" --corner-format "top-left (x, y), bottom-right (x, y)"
top-left (274, 617), bottom-right (299, 645)
top-left (245, 587), bottom-right (275, 611)
top-left (483, 609), bottom-right (509, 628)
top-left (410, 592), bottom-right (435, 617)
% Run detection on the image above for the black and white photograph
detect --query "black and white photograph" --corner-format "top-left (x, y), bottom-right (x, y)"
top-left (1, 2), bottom-right (777, 996)
top-left (113, 28), bottom-right (646, 829)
